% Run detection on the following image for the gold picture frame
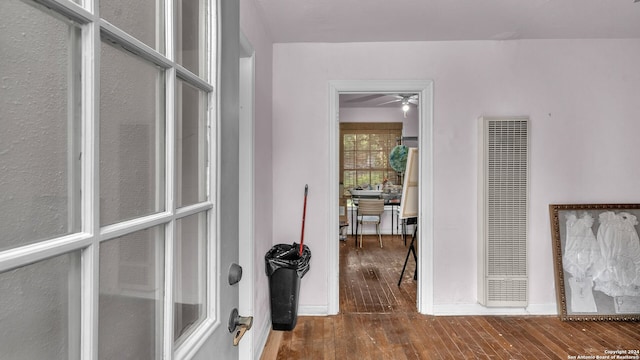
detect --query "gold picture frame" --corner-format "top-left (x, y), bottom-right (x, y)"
top-left (549, 204), bottom-right (640, 321)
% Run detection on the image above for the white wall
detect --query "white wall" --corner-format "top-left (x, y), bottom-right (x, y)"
top-left (339, 106), bottom-right (419, 139)
top-left (1, 0), bottom-right (75, 251)
top-left (272, 39), bottom-right (640, 311)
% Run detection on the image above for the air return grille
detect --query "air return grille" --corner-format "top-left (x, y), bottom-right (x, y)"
top-left (487, 279), bottom-right (528, 303)
top-left (478, 117), bottom-right (528, 307)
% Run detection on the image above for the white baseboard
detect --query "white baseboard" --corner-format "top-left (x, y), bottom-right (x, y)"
top-left (295, 303), bottom-right (555, 319)
top-left (253, 317), bottom-right (272, 360)
top-left (433, 303), bottom-right (557, 316)
top-left (254, 306), bottom-right (328, 359)
top-left (298, 305), bottom-right (329, 316)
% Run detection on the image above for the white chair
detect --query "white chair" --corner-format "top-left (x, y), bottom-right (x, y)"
top-left (356, 198), bottom-right (385, 248)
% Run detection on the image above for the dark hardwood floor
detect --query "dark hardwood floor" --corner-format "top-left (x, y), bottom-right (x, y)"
top-left (340, 234), bottom-right (417, 314)
top-left (261, 235), bottom-right (640, 360)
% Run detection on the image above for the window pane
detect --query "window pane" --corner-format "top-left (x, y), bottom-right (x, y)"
top-left (356, 134), bottom-right (369, 150)
top-left (343, 134), bottom-right (355, 151)
top-left (100, 0), bottom-right (163, 52)
top-left (99, 227), bottom-right (164, 360)
top-left (370, 133), bottom-right (384, 150)
top-left (0, 251), bottom-right (81, 360)
top-left (0, 0), bottom-right (81, 251)
top-left (341, 125), bottom-right (401, 190)
top-left (343, 171), bottom-right (355, 190)
top-left (386, 136), bottom-right (397, 150)
top-left (371, 151), bottom-right (387, 168)
top-left (343, 151), bottom-right (355, 169)
top-left (355, 151), bottom-right (369, 169)
top-left (100, 41), bottom-right (165, 226)
top-left (176, 0), bottom-right (205, 77)
top-left (174, 212), bottom-right (207, 343)
top-left (176, 79), bottom-right (207, 207)
top-left (356, 172), bottom-right (370, 187)
top-left (370, 171), bottom-right (385, 186)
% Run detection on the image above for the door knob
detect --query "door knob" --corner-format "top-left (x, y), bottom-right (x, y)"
top-left (228, 308), bottom-right (253, 346)
top-left (228, 263), bottom-right (243, 285)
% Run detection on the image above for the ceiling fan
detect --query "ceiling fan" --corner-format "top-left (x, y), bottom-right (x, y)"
top-left (343, 93), bottom-right (419, 106)
top-left (376, 94), bottom-right (419, 107)
top-left (377, 94), bottom-right (419, 118)
top-left (341, 93), bottom-right (419, 117)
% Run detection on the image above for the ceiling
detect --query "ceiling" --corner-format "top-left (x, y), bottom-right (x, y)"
top-left (253, 0), bottom-right (640, 43)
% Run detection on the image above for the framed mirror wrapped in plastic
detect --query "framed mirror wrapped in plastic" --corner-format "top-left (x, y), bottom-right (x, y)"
top-left (550, 203), bottom-right (640, 321)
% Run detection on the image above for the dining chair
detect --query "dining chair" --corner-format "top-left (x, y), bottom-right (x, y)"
top-left (356, 198), bottom-right (385, 248)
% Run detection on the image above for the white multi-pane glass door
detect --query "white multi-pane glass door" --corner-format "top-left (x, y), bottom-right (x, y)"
top-left (0, 0), bottom-right (215, 358)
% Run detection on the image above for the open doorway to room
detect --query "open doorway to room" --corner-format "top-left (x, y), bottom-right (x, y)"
top-left (338, 93), bottom-right (419, 314)
top-left (327, 80), bottom-right (434, 316)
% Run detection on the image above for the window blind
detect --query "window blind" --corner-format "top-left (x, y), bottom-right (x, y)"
top-left (340, 122), bottom-right (403, 192)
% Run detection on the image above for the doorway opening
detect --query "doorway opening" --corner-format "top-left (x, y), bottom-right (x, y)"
top-left (327, 80), bottom-right (434, 315)
top-left (338, 93), bottom-right (419, 313)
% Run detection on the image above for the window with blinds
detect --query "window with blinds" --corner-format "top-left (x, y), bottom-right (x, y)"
top-left (340, 123), bottom-right (403, 191)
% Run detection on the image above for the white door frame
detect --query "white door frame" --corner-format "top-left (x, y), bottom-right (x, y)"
top-left (238, 32), bottom-right (255, 358)
top-left (327, 80), bottom-right (434, 315)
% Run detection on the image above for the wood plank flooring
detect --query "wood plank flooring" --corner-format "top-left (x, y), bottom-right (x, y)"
top-left (261, 235), bottom-right (640, 360)
top-left (340, 234), bottom-right (417, 314)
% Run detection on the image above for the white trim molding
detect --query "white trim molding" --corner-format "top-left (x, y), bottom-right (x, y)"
top-left (433, 303), bottom-right (557, 316)
top-left (299, 305), bottom-right (330, 316)
top-left (252, 313), bottom-right (272, 360)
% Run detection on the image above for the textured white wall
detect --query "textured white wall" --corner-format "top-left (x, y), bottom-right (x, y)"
top-left (0, 1), bottom-right (78, 357)
top-left (0, 0), bottom-right (75, 250)
top-left (272, 39), bottom-right (640, 310)
top-left (0, 253), bottom-right (79, 359)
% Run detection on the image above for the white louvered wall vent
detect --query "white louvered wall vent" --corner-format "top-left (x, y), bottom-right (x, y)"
top-left (478, 117), bottom-right (529, 307)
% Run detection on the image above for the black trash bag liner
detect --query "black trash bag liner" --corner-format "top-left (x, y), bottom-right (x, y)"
top-left (265, 243), bottom-right (311, 278)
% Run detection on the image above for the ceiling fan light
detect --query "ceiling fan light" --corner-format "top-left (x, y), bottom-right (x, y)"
top-left (402, 104), bottom-right (410, 118)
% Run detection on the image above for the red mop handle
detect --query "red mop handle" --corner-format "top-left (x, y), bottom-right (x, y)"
top-left (299, 184), bottom-right (308, 256)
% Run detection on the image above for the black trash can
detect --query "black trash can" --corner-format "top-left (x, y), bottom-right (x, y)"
top-left (265, 243), bottom-right (311, 331)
